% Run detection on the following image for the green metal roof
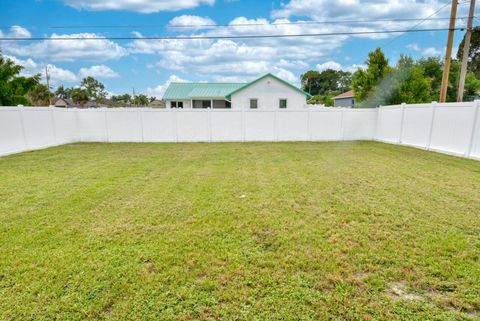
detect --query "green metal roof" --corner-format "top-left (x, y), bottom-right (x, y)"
top-left (163, 82), bottom-right (245, 100)
top-left (225, 73), bottom-right (312, 100)
top-left (162, 74), bottom-right (312, 100)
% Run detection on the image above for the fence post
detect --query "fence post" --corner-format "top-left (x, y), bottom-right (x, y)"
top-left (427, 101), bottom-right (437, 150)
top-left (307, 108), bottom-right (312, 141)
top-left (103, 108), bottom-right (109, 142)
top-left (207, 107), bottom-right (212, 142)
top-left (398, 103), bottom-right (406, 144)
top-left (73, 108), bottom-right (80, 142)
top-left (340, 108), bottom-right (345, 140)
top-left (274, 109), bottom-right (279, 142)
top-left (49, 106), bottom-right (58, 145)
top-left (374, 106), bottom-right (381, 141)
top-left (466, 100), bottom-right (480, 158)
top-left (138, 109), bottom-right (144, 142)
top-left (241, 108), bottom-right (246, 142)
top-left (174, 108), bottom-right (179, 143)
top-left (18, 106), bottom-right (29, 151)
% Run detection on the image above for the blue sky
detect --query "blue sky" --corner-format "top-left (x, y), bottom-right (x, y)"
top-left (0, 0), bottom-right (475, 97)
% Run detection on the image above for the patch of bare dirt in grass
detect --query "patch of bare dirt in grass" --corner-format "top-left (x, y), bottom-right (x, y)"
top-left (140, 260), bottom-right (157, 276)
top-left (388, 281), bottom-right (424, 301)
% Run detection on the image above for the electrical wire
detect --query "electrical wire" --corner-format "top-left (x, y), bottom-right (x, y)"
top-left (0, 27), bottom-right (465, 42)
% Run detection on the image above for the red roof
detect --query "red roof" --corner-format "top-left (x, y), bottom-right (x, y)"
top-left (333, 90), bottom-right (354, 99)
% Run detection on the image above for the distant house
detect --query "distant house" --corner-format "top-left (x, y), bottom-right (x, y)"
top-left (333, 90), bottom-right (355, 108)
top-left (51, 98), bottom-right (103, 108)
top-left (148, 100), bottom-right (166, 108)
top-left (163, 73), bottom-right (312, 109)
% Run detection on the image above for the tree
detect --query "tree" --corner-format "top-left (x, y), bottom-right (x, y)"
top-left (388, 55), bottom-right (430, 104)
top-left (29, 84), bottom-right (53, 106)
top-left (417, 56), bottom-right (443, 101)
top-left (352, 48), bottom-right (392, 106)
top-left (301, 70), bottom-right (322, 95)
top-left (133, 94), bottom-right (149, 107)
top-left (457, 26), bottom-right (480, 78)
top-left (0, 53), bottom-right (40, 106)
top-left (70, 88), bottom-right (89, 107)
top-left (80, 76), bottom-right (106, 102)
top-left (301, 69), bottom-right (353, 96)
top-left (55, 85), bottom-right (71, 99)
top-left (308, 94), bottom-right (335, 106)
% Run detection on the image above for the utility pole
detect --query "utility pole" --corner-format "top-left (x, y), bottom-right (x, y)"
top-left (457, 0), bottom-right (476, 102)
top-left (132, 87), bottom-right (136, 107)
top-left (439, 0), bottom-right (458, 103)
top-left (45, 65), bottom-right (52, 106)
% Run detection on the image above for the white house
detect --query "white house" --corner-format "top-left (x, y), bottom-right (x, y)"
top-left (162, 73), bottom-right (312, 109)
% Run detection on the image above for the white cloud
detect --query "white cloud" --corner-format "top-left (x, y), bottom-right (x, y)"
top-left (146, 75), bottom-right (189, 98)
top-left (316, 61), bottom-right (342, 72)
top-left (8, 25), bottom-right (31, 38)
top-left (423, 47), bottom-right (442, 56)
top-left (78, 65), bottom-right (119, 78)
top-left (64, 0), bottom-right (215, 13)
top-left (272, 0), bottom-right (470, 39)
top-left (316, 60), bottom-right (365, 73)
top-left (406, 43), bottom-right (442, 57)
top-left (168, 15), bottom-right (216, 30)
top-left (48, 64), bottom-right (78, 83)
top-left (4, 55), bottom-right (78, 85)
top-left (406, 43), bottom-right (420, 51)
top-left (3, 29), bottom-right (127, 62)
top-left (129, 16), bottom-right (346, 83)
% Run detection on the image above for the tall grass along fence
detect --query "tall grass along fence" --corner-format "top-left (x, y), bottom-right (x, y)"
top-left (1, 101), bottom-right (479, 160)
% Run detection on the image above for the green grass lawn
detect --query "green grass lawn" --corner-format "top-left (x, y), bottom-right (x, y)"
top-left (0, 141), bottom-right (479, 320)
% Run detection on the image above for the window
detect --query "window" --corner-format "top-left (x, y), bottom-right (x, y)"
top-left (250, 99), bottom-right (258, 109)
top-left (171, 101), bottom-right (183, 108)
top-left (279, 99), bottom-right (287, 109)
top-left (202, 100), bottom-right (211, 108)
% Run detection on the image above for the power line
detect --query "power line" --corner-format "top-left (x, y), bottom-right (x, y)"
top-left (44, 16), bottom-right (472, 30)
top-left (382, 0), bottom-right (470, 48)
top-left (0, 27), bottom-right (465, 42)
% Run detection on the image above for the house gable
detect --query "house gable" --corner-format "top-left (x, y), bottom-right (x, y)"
top-left (225, 73), bottom-right (312, 100)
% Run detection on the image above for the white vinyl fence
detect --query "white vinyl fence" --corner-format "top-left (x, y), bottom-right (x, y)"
top-left (375, 101), bottom-right (480, 160)
top-left (1, 101), bottom-right (479, 160)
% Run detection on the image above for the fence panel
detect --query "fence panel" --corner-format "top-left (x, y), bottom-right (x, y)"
top-left (106, 109), bottom-right (142, 142)
top-left (343, 109), bottom-right (377, 140)
top-left (0, 108), bottom-right (26, 155)
top-left (176, 110), bottom-right (209, 142)
top-left (141, 110), bottom-right (176, 142)
top-left (376, 105), bottom-right (402, 143)
top-left (22, 107), bottom-right (56, 150)
top-left (277, 111), bottom-right (309, 141)
top-left (429, 103), bottom-right (475, 156)
top-left (308, 110), bottom-right (343, 140)
top-left (244, 111), bottom-right (276, 141)
top-left (54, 108), bottom-right (77, 144)
top-left (401, 105), bottom-right (432, 148)
top-left (211, 110), bottom-right (243, 142)
top-left (469, 102), bottom-right (480, 159)
top-left (76, 109), bottom-right (106, 142)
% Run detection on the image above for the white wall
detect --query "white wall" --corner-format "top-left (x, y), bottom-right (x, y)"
top-left (231, 75), bottom-right (308, 110)
top-left (1, 102), bottom-right (480, 161)
top-left (0, 107), bottom-right (77, 156)
top-left (375, 101), bottom-right (480, 159)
